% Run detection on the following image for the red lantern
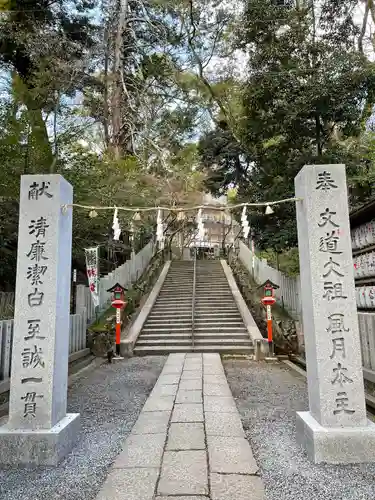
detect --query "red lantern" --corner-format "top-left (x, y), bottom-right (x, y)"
top-left (107, 283), bottom-right (127, 356)
top-left (258, 280), bottom-right (279, 356)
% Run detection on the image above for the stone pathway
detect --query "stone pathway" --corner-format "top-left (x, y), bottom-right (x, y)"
top-left (95, 353), bottom-right (264, 500)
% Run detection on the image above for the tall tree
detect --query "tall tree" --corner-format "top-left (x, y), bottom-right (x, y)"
top-left (200, 0), bottom-right (375, 251)
top-left (0, 0), bottom-right (98, 170)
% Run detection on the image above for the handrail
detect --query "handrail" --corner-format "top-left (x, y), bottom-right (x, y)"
top-left (191, 248), bottom-right (197, 350)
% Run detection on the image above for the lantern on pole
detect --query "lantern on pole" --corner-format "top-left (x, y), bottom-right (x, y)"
top-left (107, 283), bottom-right (127, 357)
top-left (259, 280), bottom-right (279, 357)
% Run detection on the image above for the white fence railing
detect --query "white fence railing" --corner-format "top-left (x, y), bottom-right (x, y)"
top-left (98, 240), bottom-right (155, 310)
top-left (238, 241), bottom-right (375, 382)
top-left (0, 309), bottom-right (88, 387)
top-left (238, 241), bottom-right (302, 321)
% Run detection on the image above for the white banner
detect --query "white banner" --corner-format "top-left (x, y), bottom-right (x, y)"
top-left (85, 246), bottom-right (100, 308)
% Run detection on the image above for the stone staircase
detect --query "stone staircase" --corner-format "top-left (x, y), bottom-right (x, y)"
top-left (133, 260), bottom-right (253, 355)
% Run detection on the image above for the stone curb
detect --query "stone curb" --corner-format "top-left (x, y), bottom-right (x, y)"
top-left (120, 261), bottom-right (171, 357)
top-left (220, 260), bottom-right (264, 345)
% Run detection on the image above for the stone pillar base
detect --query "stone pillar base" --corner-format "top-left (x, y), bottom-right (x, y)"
top-left (296, 411), bottom-right (375, 464)
top-left (0, 413), bottom-right (80, 466)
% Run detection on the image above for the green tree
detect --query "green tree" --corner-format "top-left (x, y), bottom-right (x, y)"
top-left (200, 0), bottom-right (375, 252)
top-left (0, 0), bottom-right (99, 170)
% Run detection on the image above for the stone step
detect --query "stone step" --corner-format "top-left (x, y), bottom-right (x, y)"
top-left (147, 316), bottom-right (192, 321)
top-left (156, 293), bottom-right (193, 302)
top-left (194, 326), bottom-right (247, 333)
top-left (195, 304), bottom-right (238, 314)
top-left (145, 318), bottom-right (192, 324)
top-left (133, 345), bottom-right (254, 355)
top-left (195, 314), bottom-right (242, 319)
top-left (162, 285), bottom-right (193, 288)
top-left (194, 337), bottom-right (251, 344)
top-left (155, 298), bottom-right (192, 302)
top-left (166, 276), bottom-right (193, 279)
top-left (162, 283), bottom-right (193, 287)
top-left (134, 345), bottom-right (195, 354)
top-left (137, 339), bottom-right (192, 345)
top-left (195, 303), bottom-right (237, 308)
top-left (195, 287), bottom-right (231, 290)
top-left (149, 309), bottom-right (191, 315)
top-left (195, 299), bottom-right (236, 304)
top-left (137, 339), bottom-right (251, 348)
top-left (195, 332), bottom-right (249, 339)
top-left (196, 286), bottom-right (228, 288)
top-left (194, 321), bottom-right (245, 327)
top-left (163, 280), bottom-right (194, 284)
top-left (143, 323), bottom-right (245, 331)
top-left (143, 323), bottom-right (192, 330)
top-left (148, 311), bottom-right (191, 317)
top-left (164, 274), bottom-right (194, 277)
top-left (196, 277), bottom-right (227, 280)
top-left (163, 281), bottom-right (193, 284)
top-left (142, 326), bottom-right (247, 334)
top-left (149, 311), bottom-right (192, 316)
top-left (140, 332), bottom-right (249, 339)
top-left (144, 320), bottom-right (191, 328)
top-left (195, 294), bottom-right (232, 297)
top-left (143, 326), bottom-right (192, 332)
top-left (195, 289), bottom-right (229, 292)
top-left (154, 303), bottom-right (191, 308)
top-left (196, 278), bottom-right (226, 281)
top-left (159, 292), bottom-right (192, 296)
top-left (154, 304), bottom-right (191, 309)
top-left (139, 333), bottom-right (191, 339)
top-left (152, 303), bottom-right (192, 308)
top-left (196, 273), bottom-right (225, 275)
top-left (196, 293), bottom-right (232, 297)
top-left (142, 327), bottom-right (193, 333)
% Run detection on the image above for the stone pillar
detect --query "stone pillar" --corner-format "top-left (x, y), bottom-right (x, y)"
top-left (0, 174), bottom-right (80, 465)
top-left (295, 164), bottom-right (375, 464)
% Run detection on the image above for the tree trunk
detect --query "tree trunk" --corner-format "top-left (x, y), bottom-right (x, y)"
top-left (13, 74), bottom-right (53, 170)
top-left (315, 113), bottom-right (322, 156)
top-left (111, 0), bottom-right (129, 159)
top-left (359, 1), bottom-right (370, 54)
top-left (103, 25), bottom-right (111, 149)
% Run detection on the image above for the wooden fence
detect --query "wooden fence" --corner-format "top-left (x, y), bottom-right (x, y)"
top-left (238, 241), bottom-right (375, 383)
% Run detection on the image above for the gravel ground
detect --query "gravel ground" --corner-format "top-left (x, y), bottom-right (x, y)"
top-left (224, 359), bottom-right (375, 500)
top-left (0, 356), bottom-right (166, 500)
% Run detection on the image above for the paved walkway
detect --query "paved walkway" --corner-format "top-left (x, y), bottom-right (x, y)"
top-left (96, 353), bottom-right (264, 500)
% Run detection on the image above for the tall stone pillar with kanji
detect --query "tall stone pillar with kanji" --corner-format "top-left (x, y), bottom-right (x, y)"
top-left (295, 164), bottom-right (375, 464)
top-left (0, 175), bottom-right (80, 465)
